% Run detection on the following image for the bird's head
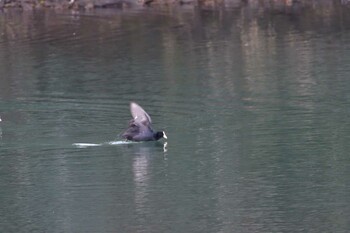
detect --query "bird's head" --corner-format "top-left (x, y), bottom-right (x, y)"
top-left (155, 131), bottom-right (167, 140)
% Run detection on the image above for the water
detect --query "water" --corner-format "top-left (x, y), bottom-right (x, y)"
top-left (1, 5), bottom-right (350, 232)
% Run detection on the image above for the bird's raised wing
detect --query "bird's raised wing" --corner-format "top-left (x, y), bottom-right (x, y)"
top-left (130, 102), bottom-right (152, 126)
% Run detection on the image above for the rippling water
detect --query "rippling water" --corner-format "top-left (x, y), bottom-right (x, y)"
top-left (1, 5), bottom-right (350, 232)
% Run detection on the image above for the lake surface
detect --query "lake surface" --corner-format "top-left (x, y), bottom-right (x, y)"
top-left (1, 4), bottom-right (350, 232)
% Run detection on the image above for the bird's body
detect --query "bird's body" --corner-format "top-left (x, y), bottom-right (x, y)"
top-left (121, 102), bottom-right (167, 142)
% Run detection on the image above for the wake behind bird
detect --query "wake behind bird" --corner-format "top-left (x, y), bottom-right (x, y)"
top-left (73, 140), bottom-right (140, 148)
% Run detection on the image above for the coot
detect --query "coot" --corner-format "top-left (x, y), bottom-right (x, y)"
top-left (121, 102), bottom-right (167, 141)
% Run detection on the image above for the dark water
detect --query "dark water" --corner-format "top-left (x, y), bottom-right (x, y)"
top-left (1, 5), bottom-right (350, 233)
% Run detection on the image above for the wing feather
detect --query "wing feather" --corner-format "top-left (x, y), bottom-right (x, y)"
top-left (130, 102), bottom-right (152, 125)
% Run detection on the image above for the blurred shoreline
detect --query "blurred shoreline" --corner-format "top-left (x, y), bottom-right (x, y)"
top-left (0, 0), bottom-right (350, 11)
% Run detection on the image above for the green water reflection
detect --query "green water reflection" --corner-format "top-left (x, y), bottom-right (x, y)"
top-left (1, 4), bottom-right (350, 233)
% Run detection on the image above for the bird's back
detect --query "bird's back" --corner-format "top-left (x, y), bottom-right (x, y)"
top-left (121, 119), bottom-right (155, 141)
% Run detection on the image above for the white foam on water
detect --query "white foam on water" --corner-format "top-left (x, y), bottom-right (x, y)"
top-left (73, 140), bottom-right (138, 148)
top-left (73, 143), bottom-right (102, 148)
top-left (107, 140), bottom-right (140, 145)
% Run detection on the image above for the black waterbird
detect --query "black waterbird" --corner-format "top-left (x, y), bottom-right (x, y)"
top-left (121, 102), bottom-right (167, 142)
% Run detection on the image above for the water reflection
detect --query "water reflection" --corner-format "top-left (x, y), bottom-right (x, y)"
top-left (1, 3), bottom-right (350, 233)
top-left (133, 149), bottom-right (150, 216)
top-left (129, 142), bottom-right (167, 228)
top-left (0, 117), bottom-right (2, 139)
